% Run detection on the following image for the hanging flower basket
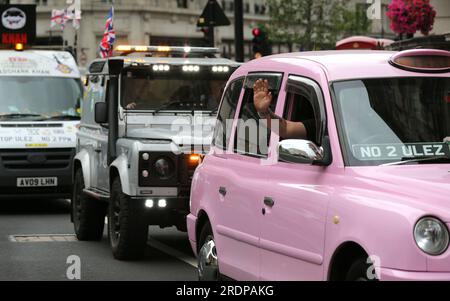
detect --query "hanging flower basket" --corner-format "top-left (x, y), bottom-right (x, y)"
top-left (386, 0), bottom-right (436, 38)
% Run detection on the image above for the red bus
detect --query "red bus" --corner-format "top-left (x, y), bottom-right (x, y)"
top-left (336, 36), bottom-right (394, 50)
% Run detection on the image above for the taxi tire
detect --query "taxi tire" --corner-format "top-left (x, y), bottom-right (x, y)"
top-left (198, 222), bottom-right (220, 281)
top-left (108, 178), bottom-right (148, 261)
top-left (345, 257), bottom-right (378, 281)
top-left (72, 169), bottom-right (107, 241)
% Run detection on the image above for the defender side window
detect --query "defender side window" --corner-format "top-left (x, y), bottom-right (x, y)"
top-left (213, 78), bottom-right (244, 151)
top-left (82, 75), bottom-right (106, 125)
top-left (234, 73), bottom-right (283, 158)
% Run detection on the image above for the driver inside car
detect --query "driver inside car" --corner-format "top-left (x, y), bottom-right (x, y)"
top-left (253, 78), bottom-right (316, 142)
top-left (125, 79), bottom-right (157, 110)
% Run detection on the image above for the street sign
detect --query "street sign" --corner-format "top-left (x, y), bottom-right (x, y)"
top-left (0, 5), bottom-right (36, 46)
top-left (197, 0), bottom-right (230, 28)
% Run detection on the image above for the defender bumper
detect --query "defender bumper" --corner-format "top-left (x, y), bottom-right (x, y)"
top-left (0, 148), bottom-right (75, 199)
top-left (130, 196), bottom-right (190, 229)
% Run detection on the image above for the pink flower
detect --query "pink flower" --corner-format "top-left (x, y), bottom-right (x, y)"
top-left (386, 0), bottom-right (436, 35)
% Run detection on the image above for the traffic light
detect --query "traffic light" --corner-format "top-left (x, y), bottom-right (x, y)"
top-left (201, 27), bottom-right (213, 47)
top-left (252, 27), bottom-right (271, 59)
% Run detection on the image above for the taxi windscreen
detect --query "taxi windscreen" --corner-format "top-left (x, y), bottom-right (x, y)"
top-left (0, 77), bottom-right (82, 120)
top-left (333, 77), bottom-right (450, 166)
top-left (121, 70), bottom-right (230, 112)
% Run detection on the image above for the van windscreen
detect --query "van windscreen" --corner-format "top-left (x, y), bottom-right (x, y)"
top-left (0, 76), bottom-right (82, 120)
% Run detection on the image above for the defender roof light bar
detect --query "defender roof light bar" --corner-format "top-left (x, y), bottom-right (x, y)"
top-left (115, 45), bottom-right (219, 56)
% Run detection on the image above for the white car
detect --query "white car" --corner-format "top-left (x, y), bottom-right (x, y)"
top-left (72, 45), bottom-right (240, 260)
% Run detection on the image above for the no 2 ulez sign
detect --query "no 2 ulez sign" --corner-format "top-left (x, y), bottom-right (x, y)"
top-left (0, 5), bottom-right (36, 46)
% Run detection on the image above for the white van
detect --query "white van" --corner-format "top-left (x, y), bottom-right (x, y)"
top-left (0, 49), bottom-right (82, 199)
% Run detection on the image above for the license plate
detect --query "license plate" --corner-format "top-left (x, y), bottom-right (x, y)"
top-left (17, 177), bottom-right (58, 188)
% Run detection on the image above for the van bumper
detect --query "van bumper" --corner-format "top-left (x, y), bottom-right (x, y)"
top-left (0, 148), bottom-right (75, 199)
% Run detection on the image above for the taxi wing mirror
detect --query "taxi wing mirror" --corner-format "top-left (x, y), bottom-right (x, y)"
top-left (95, 102), bottom-right (108, 124)
top-left (278, 139), bottom-right (327, 165)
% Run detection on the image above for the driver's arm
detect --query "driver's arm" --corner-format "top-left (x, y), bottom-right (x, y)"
top-left (253, 79), bottom-right (308, 140)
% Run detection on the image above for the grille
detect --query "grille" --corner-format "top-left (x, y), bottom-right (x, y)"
top-left (0, 149), bottom-right (74, 170)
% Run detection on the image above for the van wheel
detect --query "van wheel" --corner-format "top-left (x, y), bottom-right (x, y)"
top-left (198, 222), bottom-right (220, 281)
top-left (72, 169), bottom-right (106, 241)
top-left (345, 257), bottom-right (378, 281)
top-left (108, 178), bottom-right (148, 260)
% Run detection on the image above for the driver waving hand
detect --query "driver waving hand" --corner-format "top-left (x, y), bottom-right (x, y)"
top-left (253, 79), bottom-right (316, 141)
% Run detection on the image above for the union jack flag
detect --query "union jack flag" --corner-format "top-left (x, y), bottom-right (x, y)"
top-left (99, 7), bottom-right (116, 58)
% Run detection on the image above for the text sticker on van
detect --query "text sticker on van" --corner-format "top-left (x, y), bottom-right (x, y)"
top-left (352, 143), bottom-right (450, 161)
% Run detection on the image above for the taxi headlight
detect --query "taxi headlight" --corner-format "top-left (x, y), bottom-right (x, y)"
top-left (414, 217), bottom-right (449, 256)
top-left (154, 158), bottom-right (174, 179)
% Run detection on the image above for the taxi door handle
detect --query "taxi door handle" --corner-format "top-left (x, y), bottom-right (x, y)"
top-left (264, 197), bottom-right (275, 208)
top-left (219, 187), bottom-right (227, 196)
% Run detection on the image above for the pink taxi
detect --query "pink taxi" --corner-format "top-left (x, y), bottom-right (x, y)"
top-left (187, 49), bottom-right (450, 281)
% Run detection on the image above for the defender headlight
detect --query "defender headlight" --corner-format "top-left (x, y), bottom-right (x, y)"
top-left (414, 217), bottom-right (449, 256)
top-left (154, 158), bottom-right (174, 179)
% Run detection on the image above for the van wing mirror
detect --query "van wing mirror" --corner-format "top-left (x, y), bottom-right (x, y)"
top-left (95, 102), bottom-right (108, 124)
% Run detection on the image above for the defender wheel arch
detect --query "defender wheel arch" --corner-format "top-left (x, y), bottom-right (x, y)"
top-left (328, 241), bottom-right (369, 281)
top-left (73, 150), bottom-right (91, 189)
top-left (73, 160), bottom-right (82, 180)
top-left (109, 167), bottom-right (120, 190)
top-left (109, 155), bottom-right (131, 195)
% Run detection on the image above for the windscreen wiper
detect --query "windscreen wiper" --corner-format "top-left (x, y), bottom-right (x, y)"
top-left (153, 100), bottom-right (183, 114)
top-left (382, 156), bottom-right (450, 166)
top-left (43, 115), bottom-right (80, 121)
top-left (0, 113), bottom-right (44, 119)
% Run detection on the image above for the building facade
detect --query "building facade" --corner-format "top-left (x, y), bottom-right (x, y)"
top-left (10, 0), bottom-right (273, 66)
top-left (7, 0), bottom-right (450, 67)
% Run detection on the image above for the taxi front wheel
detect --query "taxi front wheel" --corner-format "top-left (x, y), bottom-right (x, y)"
top-left (345, 257), bottom-right (378, 281)
top-left (108, 178), bottom-right (149, 260)
top-left (72, 169), bottom-right (107, 241)
top-left (198, 222), bottom-right (220, 281)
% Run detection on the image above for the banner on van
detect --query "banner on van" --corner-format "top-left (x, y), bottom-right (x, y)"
top-left (0, 51), bottom-right (80, 78)
top-left (0, 5), bottom-right (36, 46)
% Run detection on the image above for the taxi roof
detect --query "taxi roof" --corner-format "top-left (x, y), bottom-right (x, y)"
top-left (242, 50), bottom-right (449, 81)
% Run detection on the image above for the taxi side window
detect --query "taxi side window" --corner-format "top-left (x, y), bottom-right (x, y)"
top-left (282, 75), bottom-right (327, 148)
top-left (213, 78), bottom-right (244, 151)
top-left (234, 73), bottom-right (283, 158)
top-left (283, 93), bottom-right (318, 144)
